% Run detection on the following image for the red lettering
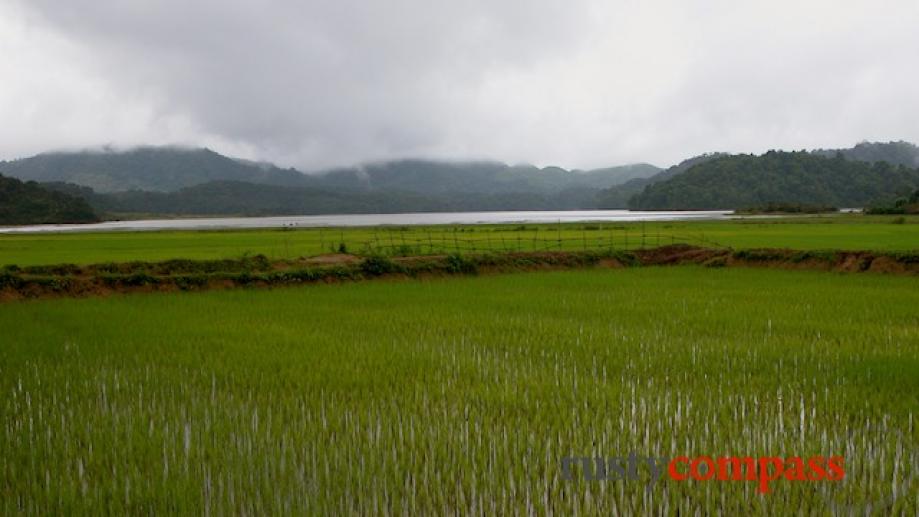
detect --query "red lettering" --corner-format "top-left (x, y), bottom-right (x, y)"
top-left (806, 456), bottom-right (827, 480)
top-left (690, 456), bottom-right (715, 480)
top-left (716, 457), bottom-right (757, 481)
top-left (668, 457), bottom-right (690, 481)
top-left (827, 456), bottom-right (845, 480)
top-left (757, 457), bottom-right (784, 493)
top-left (783, 457), bottom-right (807, 481)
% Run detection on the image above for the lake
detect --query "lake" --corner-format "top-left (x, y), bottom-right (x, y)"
top-left (0, 210), bottom-right (732, 234)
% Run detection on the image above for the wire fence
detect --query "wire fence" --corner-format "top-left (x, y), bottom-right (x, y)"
top-left (314, 225), bottom-right (728, 257)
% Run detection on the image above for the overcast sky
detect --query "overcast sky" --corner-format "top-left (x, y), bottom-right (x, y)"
top-left (2, 0), bottom-right (918, 171)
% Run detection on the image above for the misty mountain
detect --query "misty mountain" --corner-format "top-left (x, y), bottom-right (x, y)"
top-left (812, 141), bottom-right (919, 168)
top-left (0, 147), bottom-right (311, 193)
top-left (0, 148), bottom-right (661, 198)
top-left (629, 151), bottom-right (919, 210)
top-left (51, 180), bottom-right (637, 217)
top-left (594, 153), bottom-right (727, 208)
top-left (84, 181), bottom-right (438, 216)
top-left (9, 142), bottom-right (919, 218)
top-left (0, 174), bottom-right (99, 225)
top-left (316, 160), bottom-right (661, 195)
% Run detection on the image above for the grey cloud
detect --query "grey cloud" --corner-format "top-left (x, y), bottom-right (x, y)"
top-left (3, 0), bottom-right (919, 170)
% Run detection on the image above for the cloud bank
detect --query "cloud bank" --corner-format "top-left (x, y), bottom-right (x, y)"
top-left (2, 0), bottom-right (918, 170)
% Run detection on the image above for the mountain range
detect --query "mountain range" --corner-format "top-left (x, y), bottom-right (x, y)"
top-left (0, 147), bottom-right (661, 195)
top-left (2, 140), bottom-right (919, 221)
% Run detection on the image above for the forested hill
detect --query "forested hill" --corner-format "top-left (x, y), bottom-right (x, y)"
top-left (316, 160), bottom-right (660, 194)
top-left (602, 141), bottom-right (919, 209)
top-left (0, 147), bottom-right (660, 196)
top-left (629, 151), bottom-right (919, 210)
top-left (594, 153), bottom-right (727, 208)
top-left (812, 141), bottom-right (919, 168)
top-left (0, 147), bottom-right (309, 193)
top-left (47, 180), bottom-right (634, 217)
top-left (0, 174), bottom-right (99, 225)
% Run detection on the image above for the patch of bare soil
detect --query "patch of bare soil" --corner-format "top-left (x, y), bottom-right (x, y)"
top-left (597, 258), bottom-right (625, 269)
top-left (866, 256), bottom-right (909, 274)
top-left (635, 245), bottom-right (728, 265)
top-left (837, 253), bottom-right (865, 273)
top-left (393, 255), bottom-right (448, 265)
top-left (301, 254), bottom-right (361, 265)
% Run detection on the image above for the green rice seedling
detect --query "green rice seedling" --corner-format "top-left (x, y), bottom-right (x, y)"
top-left (1, 267), bottom-right (917, 514)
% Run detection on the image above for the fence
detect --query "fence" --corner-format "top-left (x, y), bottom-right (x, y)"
top-left (314, 225), bottom-right (727, 257)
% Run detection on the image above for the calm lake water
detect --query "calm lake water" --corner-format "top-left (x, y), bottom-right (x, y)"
top-left (0, 210), bottom-right (732, 234)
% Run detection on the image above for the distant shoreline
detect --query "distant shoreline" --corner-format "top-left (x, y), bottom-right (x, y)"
top-left (0, 209), bottom-right (733, 234)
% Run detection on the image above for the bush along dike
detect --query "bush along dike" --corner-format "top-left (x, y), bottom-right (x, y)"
top-left (1, 245), bottom-right (918, 301)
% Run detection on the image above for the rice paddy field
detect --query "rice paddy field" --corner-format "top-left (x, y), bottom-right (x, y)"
top-left (1, 214), bottom-right (917, 267)
top-left (2, 266), bottom-right (918, 514)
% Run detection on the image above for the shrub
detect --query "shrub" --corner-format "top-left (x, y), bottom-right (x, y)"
top-left (123, 273), bottom-right (158, 287)
top-left (790, 251), bottom-right (836, 263)
top-left (22, 263), bottom-right (81, 276)
top-left (232, 272), bottom-right (258, 285)
top-left (733, 249), bottom-right (786, 261)
top-left (328, 266), bottom-right (358, 280)
top-left (611, 251), bottom-right (640, 267)
top-left (174, 274), bottom-right (209, 290)
top-left (360, 255), bottom-right (400, 276)
top-left (0, 272), bottom-right (22, 290)
top-left (445, 254), bottom-right (478, 275)
top-left (391, 244), bottom-right (417, 256)
top-left (263, 269), bottom-right (320, 284)
top-left (293, 269), bottom-right (321, 282)
top-left (93, 262), bottom-right (122, 274)
top-left (891, 252), bottom-right (919, 264)
top-left (25, 276), bottom-right (72, 291)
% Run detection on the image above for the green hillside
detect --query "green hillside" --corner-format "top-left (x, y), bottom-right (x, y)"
top-left (0, 147), bottom-right (311, 192)
top-left (0, 174), bottom-right (99, 225)
top-left (629, 151), bottom-right (919, 210)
